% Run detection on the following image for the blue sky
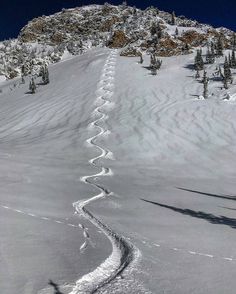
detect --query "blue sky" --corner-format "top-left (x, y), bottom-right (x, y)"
top-left (1, 0), bottom-right (235, 40)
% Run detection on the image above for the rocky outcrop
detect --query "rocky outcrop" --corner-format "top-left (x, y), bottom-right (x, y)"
top-left (120, 46), bottom-right (141, 57)
top-left (108, 31), bottom-right (130, 48)
top-left (0, 3), bottom-right (235, 79)
top-left (179, 30), bottom-right (207, 47)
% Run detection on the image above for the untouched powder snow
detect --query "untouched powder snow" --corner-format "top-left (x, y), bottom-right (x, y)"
top-left (1, 47), bottom-right (236, 294)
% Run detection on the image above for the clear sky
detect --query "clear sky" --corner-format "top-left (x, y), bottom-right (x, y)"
top-left (1, 0), bottom-right (236, 40)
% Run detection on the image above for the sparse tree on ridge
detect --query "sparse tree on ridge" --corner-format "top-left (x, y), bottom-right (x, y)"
top-left (195, 69), bottom-right (200, 79)
top-left (224, 56), bottom-right (233, 84)
top-left (230, 49), bottom-right (236, 68)
top-left (29, 78), bottom-right (36, 94)
top-left (203, 71), bottom-right (209, 99)
top-left (171, 11), bottom-right (176, 25)
top-left (194, 49), bottom-right (204, 70)
top-left (150, 53), bottom-right (162, 70)
top-left (231, 33), bottom-right (236, 49)
top-left (41, 64), bottom-right (50, 85)
top-left (175, 27), bottom-right (179, 37)
top-left (139, 53), bottom-right (143, 64)
top-left (205, 46), bottom-right (215, 64)
top-left (202, 70), bottom-right (208, 84)
top-left (216, 36), bottom-right (224, 57)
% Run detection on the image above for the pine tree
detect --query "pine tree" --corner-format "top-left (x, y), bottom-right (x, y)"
top-left (228, 52), bottom-right (232, 68)
top-left (195, 69), bottom-right (200, 79)
top-left (175, 27), bottom-right (179, 37)
top-left (171, 11), bottom-right (176, 25)
top-left (41, 64), bottom-right (50, 85)
top-left (223, 76), bottom-right (228, 89)
top-left (224, 56), bottom-right (232, 83)
top-left (140, 54), bottom-right (143, 64)
top-left (29, 78), bottom-right (36, 94)
top-left (149, 53), bottom-right (162, 73)
top-left (205, 47), bottom-right (215, 64)
top-left (210, 42), bottom-right (215, 58)
top-left (231, 33), bottom-right (236, 49)
top-left (150, 22), bottom-right (157, 36)
top-left (216, 36), bottom-right (224, 57)
top-left (203, 78), bottom-right (208, 99)
top-left (231, 49), bottom-right (236, 68)
top-left (202, 70), bottom-right (208, 83)
top-left (156, 22), bottom-right (162, 39)
top-left (183, 43), bottom-right (190, 54)
top-left (194, 49), bottom-right (204, 70)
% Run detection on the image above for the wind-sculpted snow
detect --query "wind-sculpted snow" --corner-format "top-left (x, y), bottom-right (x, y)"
top-left (70, 50), bottom-right (140, 294)
top-left (1, 49), bottom-right (236, 294)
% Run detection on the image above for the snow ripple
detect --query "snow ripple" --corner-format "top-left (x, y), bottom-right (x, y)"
top-left (70, 50), bottom-right (140, 294)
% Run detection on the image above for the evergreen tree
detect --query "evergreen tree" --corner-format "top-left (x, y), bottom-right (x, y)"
top-left (182, 43), bottom-right (190, 54)
top-left (41, 64), bottom-right (50, 85)
top-left (29, 78), bottom-right (36, 94)
top-left (224, 56), bottom-right (232, 83)
top-left (210, 42), bottom-right (215, 57)
top-left (216, 36), bottom-right (224, 57)
top-left (195, 69), bottom-right (200, 79)
top-left (149, 53), bottom-right (162, 73)
top-left (150, 22), bottom-right (157, 36)
top-left (140, 54), bottom-right (143, 64)
top-left (171, 11), bottom-right (176, 25)
top-left (156, 22), bottom-right (162, 39)
top-left (203, 77), bottom-right (209, 99)
top-left (231, 33), bottom-right (236, 49)
top-left (194, 49), bottom-right (204, 70)
top-left (202, 70), bottom-right (208, 84)
top-left (175, 27), bottom-right (179, 37)
top-left (223, 76), bottom-right (228, 89)
top-left (205, 47), bottom-right (215, 64)
top-left (231, 49), bottom-right (236, 68)
top-left (228, 52), bottom-right (231, 67)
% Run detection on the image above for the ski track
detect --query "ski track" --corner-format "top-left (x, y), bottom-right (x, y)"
top-left (70, 50), bottom-right (140, 294)
top-left (0, 203), bottom-right (235, 265)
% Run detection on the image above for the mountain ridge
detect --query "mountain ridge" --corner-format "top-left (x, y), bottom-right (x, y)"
top-left (0, 3), bottom-right (235, 79)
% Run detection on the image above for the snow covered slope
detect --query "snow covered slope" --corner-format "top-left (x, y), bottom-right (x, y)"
top-left (1, 46), bottom-right (236, 294)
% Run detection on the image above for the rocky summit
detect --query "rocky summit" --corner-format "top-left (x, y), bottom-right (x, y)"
top-left (0, 3), bottom-right (235, 79)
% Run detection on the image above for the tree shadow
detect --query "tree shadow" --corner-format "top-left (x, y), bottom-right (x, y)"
top-left (48, 280), bottom-right (64, 294)
top-left (183, 64), bottom-right (195, 70)
top-left (142, 65), bottom-right (152, 70)
top-left (141, 199), bottom-right (236, 230)
top-left (209, 76), bottom-right (222, 82)
top-left (177, 187), bottom-right (236, 202)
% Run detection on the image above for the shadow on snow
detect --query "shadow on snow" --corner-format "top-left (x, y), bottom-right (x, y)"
top-left (176, 187), bottom-right (236, 202)
top-left (141, 198), bottom-right (236, 230)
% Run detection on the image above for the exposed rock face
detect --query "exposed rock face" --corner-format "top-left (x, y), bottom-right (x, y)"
top-left (108, 31), bottom-right (129, 48)
top-left (179, 31), bottom-right (207, 47)
top-left (0, 3), bottom-right (235, 79)
top-left (120, 46), bottom-right (141, 57)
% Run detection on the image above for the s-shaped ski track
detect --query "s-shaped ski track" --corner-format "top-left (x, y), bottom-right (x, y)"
top-left (70, 50), bottom-right (140, 294)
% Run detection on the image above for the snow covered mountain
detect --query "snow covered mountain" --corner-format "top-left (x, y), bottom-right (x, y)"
top-left (0, 3), bottom-right (235, 79)
top-left (1, 3), bottom-right (236, 294)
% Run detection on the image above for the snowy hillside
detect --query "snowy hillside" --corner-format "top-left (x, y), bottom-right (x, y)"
top-left (1, 3), bottom-right (236, 294)
top-left (1, 42), bottom-right (236, 293)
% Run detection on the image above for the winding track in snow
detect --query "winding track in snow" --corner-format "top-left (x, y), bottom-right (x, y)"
top-left (70, 50), bottom-right (139, 294)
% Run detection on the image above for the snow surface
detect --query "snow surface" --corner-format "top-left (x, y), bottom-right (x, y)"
top-left (1, 48), bottom-right (236, 294)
